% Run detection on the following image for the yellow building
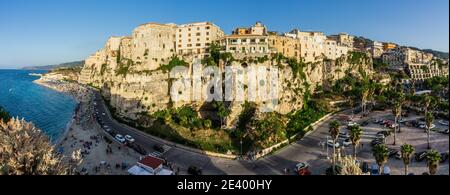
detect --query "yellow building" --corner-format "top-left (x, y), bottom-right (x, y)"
top-left (268, 35), bottom-right (301, 60)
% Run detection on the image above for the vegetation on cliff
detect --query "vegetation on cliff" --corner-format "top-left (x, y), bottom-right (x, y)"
top-left (0, 118), bottom-right (81, 175)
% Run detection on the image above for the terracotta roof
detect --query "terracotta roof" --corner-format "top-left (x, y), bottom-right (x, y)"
top-left (138, 156), bottom-right (164, 169)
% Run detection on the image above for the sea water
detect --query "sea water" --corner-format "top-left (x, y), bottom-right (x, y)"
top-left (0, 69), bottom-right (77, 142)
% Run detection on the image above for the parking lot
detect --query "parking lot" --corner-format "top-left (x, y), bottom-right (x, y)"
top-left (334, 109), bottom-right (449, 175)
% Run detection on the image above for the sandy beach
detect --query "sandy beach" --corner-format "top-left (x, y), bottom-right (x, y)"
top-left (34, 77), bottom-right (141, 175)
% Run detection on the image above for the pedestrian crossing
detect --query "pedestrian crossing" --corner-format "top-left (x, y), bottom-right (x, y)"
top-left (149, 151), bottom-right (163, 158)
top-left (162, 145), bottom-right (172, 152)
top-left (148, 145), bottom-right (172, 158)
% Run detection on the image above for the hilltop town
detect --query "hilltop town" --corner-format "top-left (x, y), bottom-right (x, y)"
top-left (31, 21), bottom-right (449, 175)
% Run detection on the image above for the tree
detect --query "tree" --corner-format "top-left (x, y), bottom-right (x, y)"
top-left (425, 112), bottom-right (434, 149)
top-left (349, 125), bottom-right (363, 157)
top-left (400, 144), bottom-right (415, 175)
top-left (337, 156), bottom-right (363, 175)
top-left (212, 101), bottom-right (230, 128)
top-left (396, 91), bottom-right (406, 133)
top-left (372, 144), bottom-right (389, 175)
top-left (0, 118), bottom-right (81, 175)
top-left (422, 94), bottom-right (432, 115)
top-left (392, 102), bottom-right (401, 145)
top-left (426, 149), bottom-right (441, 175)
top-left (329, 120), bottom-right (340, 172)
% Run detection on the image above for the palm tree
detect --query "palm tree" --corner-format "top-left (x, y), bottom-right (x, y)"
top-left (329, 120), bottom-right (341, 171)
top-left (422, 95), bottom-right (432, 115)
top-left (400, 144), bottom-right (415, 175)
top-left (426, 149), bottom-right (441, 175)
top-left (349, 125), bottom-right (363, 157)
top-left (392, 102), bottom-right (401, 145)
top-left (372, 144), bottom-right (389, 175)
top-left (397, 91), bottom-right (405, 133)
top-left (425, 112), bottom-right (434, 149)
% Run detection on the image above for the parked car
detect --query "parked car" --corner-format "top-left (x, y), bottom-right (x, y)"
top-left (371, 139), bottom-right (383, 146)
top-left (124, 135), bottom-right (135, 143)
top-left (361, 162), bottom-right (369, 173)
top-left (115, 134), bottom-right (126, 143)
top-left (327, 140), bottom-right (340, 148)
top-left (377, 131), bottom-right (391, 137)
top-left (388, 148), bottom-right (399, 158)
top-left (360, 121), bottom-right (369, 127)
top-left (342, 139), bottom-right (352, 147)
top-left (420, 124), bottom-right (435, 129)
top-left (347, 121), bottom-right (357, 127)
top-left (376, 134), bottom-right (385, 140)
top-left (153, 144), bottom-right (165, 153)
top-left (438, 120), bottom-right (449, 126)
top-left (295, 162), bottom-right (310, 172)
top-left (339, 132), bottom-right (350, 139)
top-left (370, 164), bottom-right (379, 175)
top-left (188, 166), bottom-right (202, 175)
top-left (382, 166), bottom-right (391, 175)
top-left (441, 152), bottom-right (449, 163)
top-left (415, 151), bottom-right (427, 162)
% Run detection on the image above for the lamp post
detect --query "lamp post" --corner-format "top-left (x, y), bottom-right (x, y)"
top-left (240, 138), bottom-right (243, 157)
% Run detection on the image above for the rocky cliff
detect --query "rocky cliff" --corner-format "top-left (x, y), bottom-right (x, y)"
top-left (78, 25), bottom-right (373, 128)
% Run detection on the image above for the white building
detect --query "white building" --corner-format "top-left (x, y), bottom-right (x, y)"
top-left (176, 22), bottom-right (225, 58)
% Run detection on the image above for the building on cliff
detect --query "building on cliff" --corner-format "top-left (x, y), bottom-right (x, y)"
top-left (382, 47), bottom-right (449, 81)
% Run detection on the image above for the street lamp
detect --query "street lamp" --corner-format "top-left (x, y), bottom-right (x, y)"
top-left (240, 138), bottom-right (243, 157)
top-left (326, 136), bottom-right (330, 160)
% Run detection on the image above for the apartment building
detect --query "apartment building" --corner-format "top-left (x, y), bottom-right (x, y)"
top-left (324, 39), bottom-right (349, 60)
top-left (368, 41), bottom-right (384, 58)
top-left (268, 33), bottom-right (301, 60)
top-left (285, 29), bottom-right (327, 63)
top-left (220, 22), bottom-right (270, 58)
top-left (328, 33), bottom-right (355, 50)
top-left (176, 22), bottom-right (225, 58)
top-left (382, 47), bottom-right (448, 81)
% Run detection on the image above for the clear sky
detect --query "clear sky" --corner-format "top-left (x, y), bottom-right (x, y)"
top-left (0, 0), bottom-right (448, 68)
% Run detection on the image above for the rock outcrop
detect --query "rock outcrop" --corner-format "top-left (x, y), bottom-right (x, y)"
top-left (78, 23), bottom-right (373, 128)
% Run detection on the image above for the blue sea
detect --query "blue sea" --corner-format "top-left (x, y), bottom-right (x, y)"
top-left (0, 69), bottom-right (77, 142)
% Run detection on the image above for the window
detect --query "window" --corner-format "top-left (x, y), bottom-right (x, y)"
top-left (187, 44), bottom-right (192, 47)
top-left (188, 28), bottom-right (191, 31)
top-left (206, 38), bottom-right (210, 41)
top-left (188, 33), bottom-right (191, 37)
top-left (196, 43), bottom-right (201, 47)
top-left (163, 44), bottom-right (165, 49)
top-left (197, 38), bottom-right (200, 41)
top-left (179, 40), bottom-right (182, 43)
top-left (188, 39), bottom-right (191, 42)
top-left (179, 35), bottom-right (182, 38)
top-left (205, 43), bottom-right (210, 46)
top-left (206, 32), bottom-right (210, 36)
top-left (178, 44), bottom-right (182, 48)
top-left (206, 26), bottom-right (210, 30)
top-left (197, 27), bottom-right (200, 30)
top-left (179, 29), bottom-right (182, 32)
top-left (196, 32), bottom-right (201, 36)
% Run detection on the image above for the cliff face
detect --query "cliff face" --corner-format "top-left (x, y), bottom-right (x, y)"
top-left (78, 24), bottom-right (373, 127)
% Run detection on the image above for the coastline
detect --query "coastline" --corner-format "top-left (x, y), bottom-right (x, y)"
top-left (33, 77), bottom-right (81, 145)
top-left (33, 76), bottom-right (140, 175)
